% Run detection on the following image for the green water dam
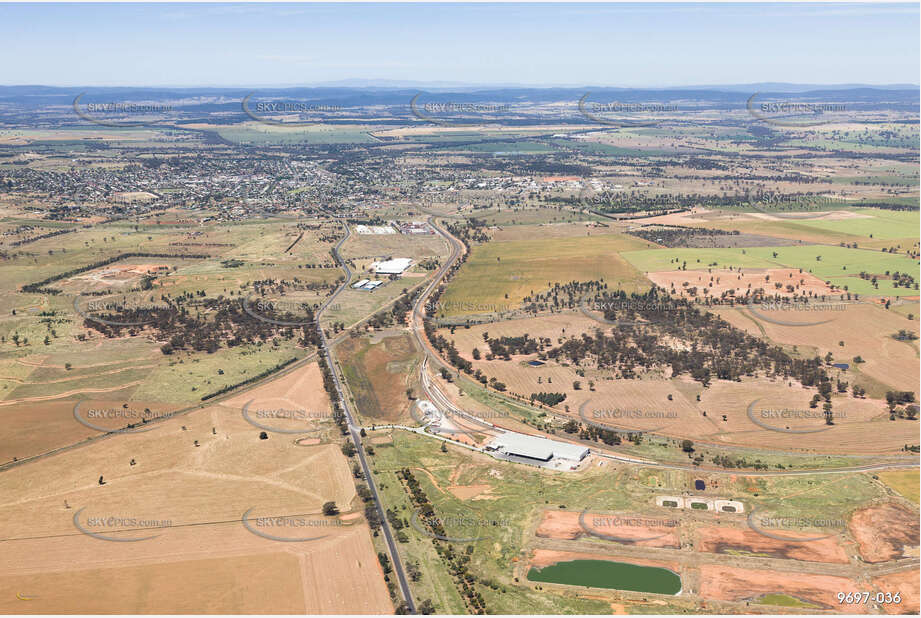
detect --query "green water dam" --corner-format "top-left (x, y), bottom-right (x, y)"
top-left (527, 559), bottom-right (681, 594)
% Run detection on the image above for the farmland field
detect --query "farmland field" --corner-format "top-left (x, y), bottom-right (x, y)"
top-left (438, 230), bottom-right (651, 317)
top-left (0, 21), bottom-right (918, 614)
top-left (623, 245), bottom-right (919, 296)
top-left (788, 208), bottom-right (921, 240)
top-left (0, 361), bottom-right (391, 614)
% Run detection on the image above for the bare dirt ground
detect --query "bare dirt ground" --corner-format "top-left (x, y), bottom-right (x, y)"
top-left (696, 526), bottom-right (849, 564)
top-left (873, 569), bottom-right (920, 614)
top-left (535, 510), bottom-right (680, 549)
top-left (447, 484), bottom-right (494, 500)
top-left (0, 522), bottom-right (387, 614)
top-left (647, 268), bottom-right (835, 300)
top-left (0, 362), bottom-right (391, 614)
top-left (751, 210), bottom-right (872, 222)
top-left (223, 361), bottom-right (333, 433)
top-left (338, 334), bottom-right (419, 424)
top-left (697, 564), bottom-right (864, 612)
top-left (0, 398), bottom-right (180, 466)
top-left (489, 222), bottom-right (624, 243)
top-left (849, 502), bottom-right (920, 563)
top-left (528, 548), bottom-right (679, 573)
top-left (714, 302), bottom-right (920, 394)
top-left (442, 314), bottom-right (911, 453)
top-left (626, 208), bottom-right (717, 227)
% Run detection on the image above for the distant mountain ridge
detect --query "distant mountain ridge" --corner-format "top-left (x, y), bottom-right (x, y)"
top-left (0, 84), bottom-right (916, 111)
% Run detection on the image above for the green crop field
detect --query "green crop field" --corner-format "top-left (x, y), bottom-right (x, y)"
top-left (622, 247), bottom-right (779, 273)
top-left (788, 208), bottom-right (921, 240)
top-left (439, 140), bottom-right (556, 154)
top-left (440, 231), bottom-right (651, 317)
top-left (756, 594), bottom-right (820, 609)
top-left (876, 470), bottom-right (921, 504)
top-left (214, 122), bottom-right (378, 145)
top-left (622, 244), bottom-right (920, 296)
top-left (550, 138), bottom-right (674, 157)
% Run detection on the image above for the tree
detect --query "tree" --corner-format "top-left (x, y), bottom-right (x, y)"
top-left (419, 599), bottom-right (436, 615)
top-left (376, 551), bottom-right (392, 573)
top-left (681, 439), bottom-right (694, 453)
top-left (356, 484), bottom-right (372, 502)
top-left (322, 501), bottom-right (339, 516)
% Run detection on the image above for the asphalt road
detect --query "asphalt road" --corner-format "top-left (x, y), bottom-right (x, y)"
top-left (317, 220), bottom-right (417, 614)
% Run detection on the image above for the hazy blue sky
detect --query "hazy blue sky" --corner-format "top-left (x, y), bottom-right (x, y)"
top-left (1, 3), bottom-right (918, 87)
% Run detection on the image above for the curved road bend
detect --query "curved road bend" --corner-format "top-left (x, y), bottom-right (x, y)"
top-left (317, 220), bottom-right (416, 614)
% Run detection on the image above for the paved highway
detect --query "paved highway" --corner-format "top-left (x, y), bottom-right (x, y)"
top-left (317, 220), bottom-right (417, 614)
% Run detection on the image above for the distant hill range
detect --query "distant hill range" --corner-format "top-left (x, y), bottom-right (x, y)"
top-left (0, 83), bottom-right (916, 114)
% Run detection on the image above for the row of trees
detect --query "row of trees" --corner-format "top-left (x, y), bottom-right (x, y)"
top-left (397, 468), bottom-right (487, 614)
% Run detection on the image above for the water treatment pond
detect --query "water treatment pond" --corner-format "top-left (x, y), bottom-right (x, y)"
top-left (527, 559), bottom-right (681, 594)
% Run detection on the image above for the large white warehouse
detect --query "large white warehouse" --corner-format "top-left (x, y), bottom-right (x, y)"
top-left (372, 258), bottom-right (413, 275)
top-left (485, 432), bottom-right (589, 465)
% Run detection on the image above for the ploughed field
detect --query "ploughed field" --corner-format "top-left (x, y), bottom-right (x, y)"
top-left (437, 312), bottom-right (916, 454)
top-left (0, 362), bottom-right (392, 614)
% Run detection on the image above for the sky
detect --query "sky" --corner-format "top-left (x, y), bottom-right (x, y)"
top-left (0, 3), bottom-right (918, 87)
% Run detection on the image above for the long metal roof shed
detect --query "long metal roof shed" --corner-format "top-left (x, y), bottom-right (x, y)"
top-left (487, 432), bottom-right (589, 462)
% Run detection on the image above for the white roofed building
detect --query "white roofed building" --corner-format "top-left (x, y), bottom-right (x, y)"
top-left (485, 432), bottom-right (589, 466)
top-left (372, 257), bottom-right (413, 275)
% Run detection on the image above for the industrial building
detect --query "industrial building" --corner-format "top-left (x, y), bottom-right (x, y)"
top-left (372, 257), bottom-right (412, 275)
top-left (485, 432), bottom-right (589, 466)
top-left (355, 224), bottom-right (395, 235)
top-left (351, 278), bottom-right (383, 291)
top-left (396, 221), bottom-right (433, 235)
